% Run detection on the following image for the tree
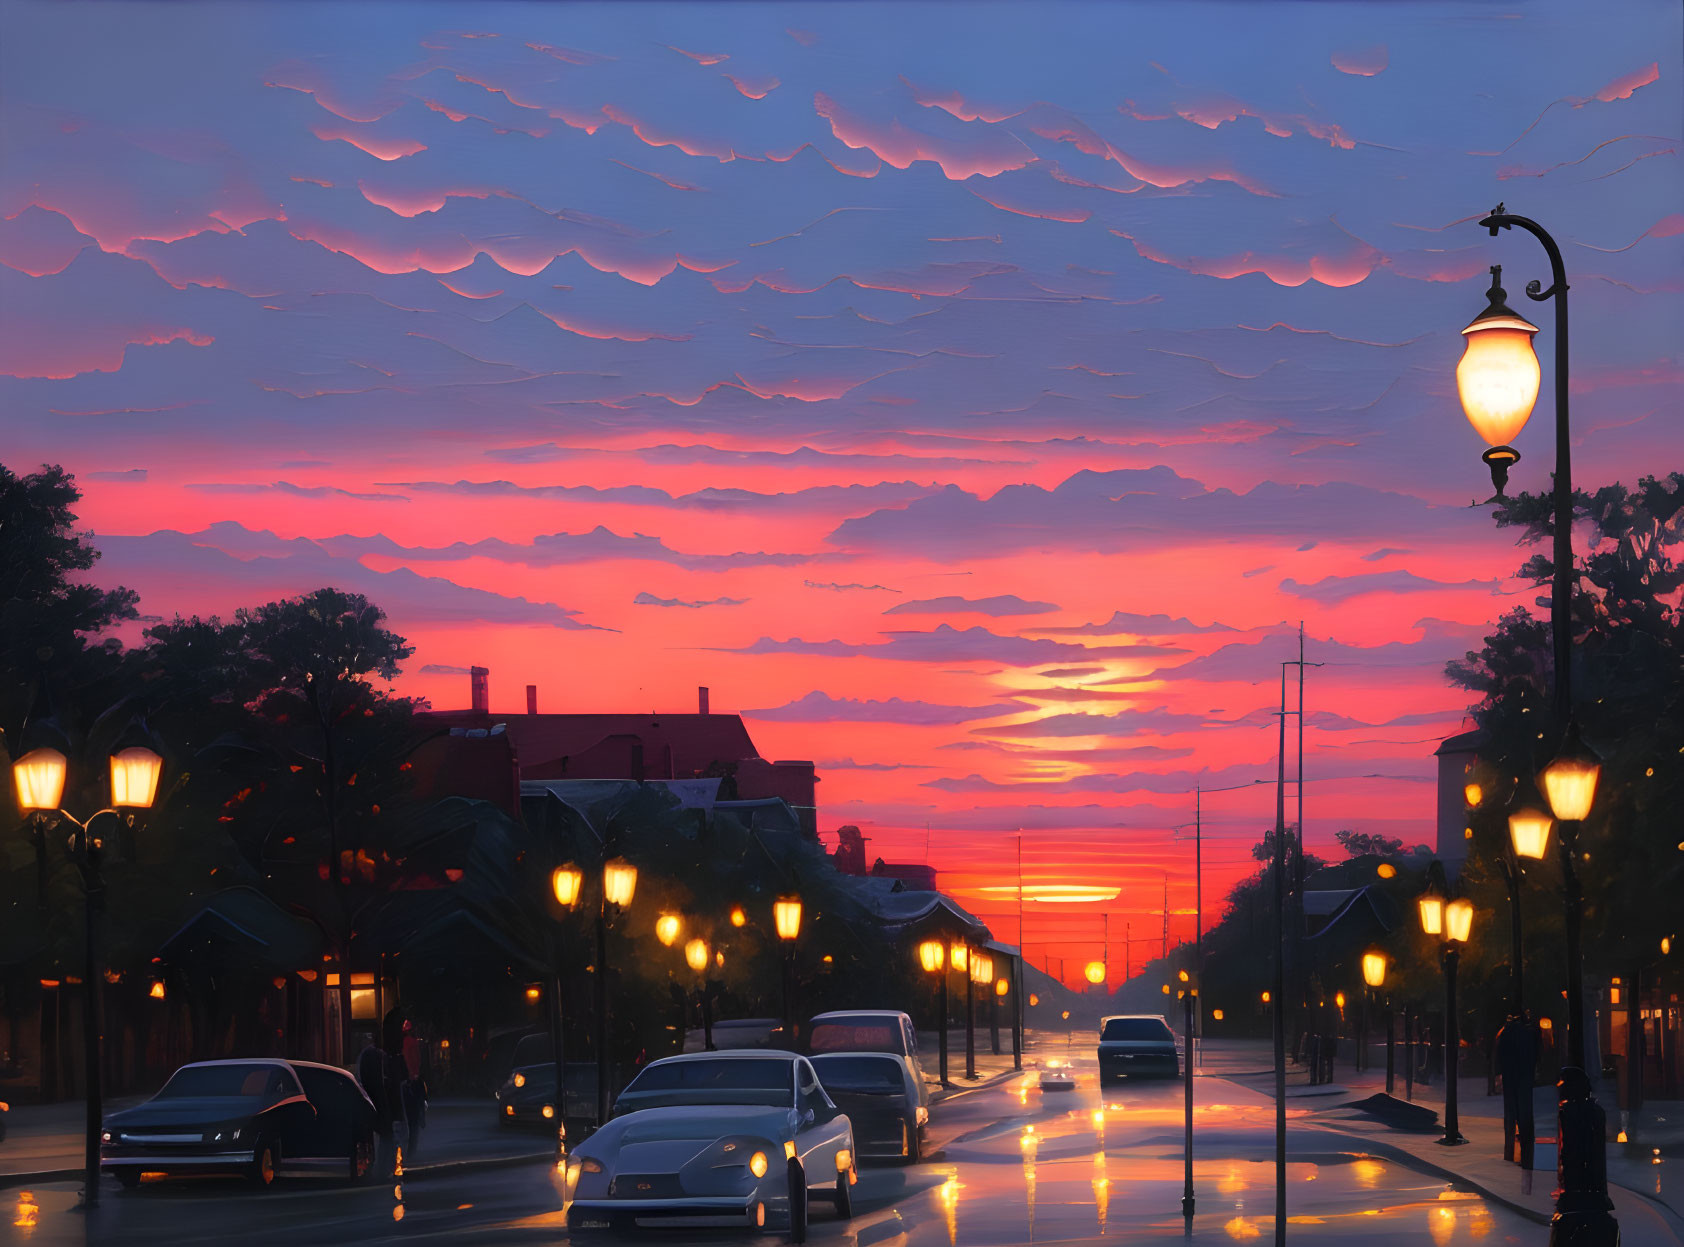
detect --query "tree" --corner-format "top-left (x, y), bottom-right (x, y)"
top-left (1447, 473), bottom-right (1683, 997)
top-left (143, 590), bottom-right (425, 1055)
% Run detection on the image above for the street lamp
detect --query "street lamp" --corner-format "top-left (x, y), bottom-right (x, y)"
top-left (655, 913), bottom-right (682, 947)
top-left (1419, 878), bottom-right (1474, 1147)
top-left (775, 896), bottom-right (801, 1049)
top-left (917, 939), bottom-right (949, 1084)
top-left (593, 859), bottom-right (637, 1125)
top-left (684, 937), bottom-right (714, 1050)
top-left (965, 951), bottom-right (991, 1080)
top-left (10, 713), bottom-right (163, 1209)
top-left (548, 863), bottom-right (584, 1145)
top-left (1456, 265), bottom-right (1540, 498)
top-left (1362, 951), bottom-right (1393, 1093)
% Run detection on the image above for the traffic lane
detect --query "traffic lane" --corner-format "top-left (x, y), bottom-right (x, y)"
top-left (8, 1160), bottom-right (566, 1247)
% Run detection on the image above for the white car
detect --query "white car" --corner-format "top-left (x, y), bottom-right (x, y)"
top-left (564, 1051), bottom-right (856, 1242)
top-left (1038, 1059), bottom-right (1077, 1092)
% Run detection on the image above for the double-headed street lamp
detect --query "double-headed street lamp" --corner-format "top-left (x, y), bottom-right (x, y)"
top-left (1418, 873), bottom-right (1475, 1146)
top-left (553, 858), bottom-right (637, 1127)
top-left (10, 716), bottom-right (165, 1209)
top-left (916, 938), bottom-right (954, 1085)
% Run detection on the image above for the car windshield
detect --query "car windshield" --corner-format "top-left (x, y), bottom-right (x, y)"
top-left (1101, 1018), bottom-right (1174, 1042)
top-left (618, 1058), bottom-right (792, 1109)
top-left (813, 1056), bottom-right (904, 1094)
top-left (156, 1063), bottom-right (284, 1099)
top-left (809, 1021), bottom-right (902, 1054)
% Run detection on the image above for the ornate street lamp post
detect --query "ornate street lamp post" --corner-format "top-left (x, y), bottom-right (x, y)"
top-left (549, 865), bottom-right (584, 1145)
top-left (10, 715), bottom-right (164, 1209)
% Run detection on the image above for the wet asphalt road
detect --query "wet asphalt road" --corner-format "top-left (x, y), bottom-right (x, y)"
top-left (9, 1037), bottom-right (1539, 1246)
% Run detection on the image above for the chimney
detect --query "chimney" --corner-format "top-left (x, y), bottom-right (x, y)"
top-left (698, 686), bottom-right (710, 715)
top-left (526, 684), bottom-right (538, 715)
top-left (470, 666), bottom-right (490, 714)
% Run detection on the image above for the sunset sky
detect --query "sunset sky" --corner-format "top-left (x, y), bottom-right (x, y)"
top-left (3, 0), bottom-right (1679, 985)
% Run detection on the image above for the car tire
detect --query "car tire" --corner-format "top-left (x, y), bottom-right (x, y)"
top-left (114, 1167), bottom-right (142, 1189)
top-left (247, 1138), bottom-right (278, 1187)
top-left (832, 1159), bottom-right (854, 1220)
top-left (786, 1156), bottom-right (807, 1243)
top-left (348, 1131), bottom-right (374, 1183)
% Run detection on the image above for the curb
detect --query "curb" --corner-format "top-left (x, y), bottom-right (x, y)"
top-left (0, 1150), bottom-right (556, 1192)
top-left (1306, 1124), bottom-right (1552, 1226)
top-left (929, 1066), bottom-right (1024, 1104)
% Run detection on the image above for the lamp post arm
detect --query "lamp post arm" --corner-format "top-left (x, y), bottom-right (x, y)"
top-left (1481, 205), bottom-right (1573, 716)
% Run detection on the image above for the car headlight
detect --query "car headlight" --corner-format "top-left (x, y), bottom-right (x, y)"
top-left (101, 1131), bottom-right (112, 1143)
top-left (513, 1073), bottom-right (526, 1088)
top-left (916, 1106), bottom-right (929, 1125)
top-left (748, 1151), bottom-right (768, 1178)
top-left (581, 1157), bottom-right (604, 1174)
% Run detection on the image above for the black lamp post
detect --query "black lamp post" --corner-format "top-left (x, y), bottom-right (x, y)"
top-left (1458, 203), bottom-right (1615, 1246)
top-left (550, 865), bottom-right (584, 1143)
top-left (1417, 866), bottom-right (1473, 1146)
top-left (774, 897), bottom-right (802, 1048)
top-left (593, 859), bottom-right (638, 1127)
top-left (917, 939), bottom-right (948, 1085)
top-left (10, 713), bottom-right (165, 1210)
top-left (1362, 951), bottom-right (1391, 1093)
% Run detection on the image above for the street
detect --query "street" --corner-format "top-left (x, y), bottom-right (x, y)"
top-left (9, 1035), bottom-right (1544, 1245)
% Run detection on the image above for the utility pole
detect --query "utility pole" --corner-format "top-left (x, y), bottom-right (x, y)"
top-left (1161, 875), bottom-right (1169, 962)
top-left (1272, 663), bottom-right (1288, 1247)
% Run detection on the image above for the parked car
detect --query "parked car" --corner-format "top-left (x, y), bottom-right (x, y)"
top-left (101, 1058), bottom-right (377, 1188)
top-left (564, 1050), bottom-right (855, 1242)
top-left (805, 1010), bottom-right (930, 1088)
top-left (683, 1018), bottom-right (786, 1053)
top-left (495, 1062), bottom-right (560, 1128)
top-left (1097, 1014), bottom-right (1180, 1081)
top-left (810, 1052), bottom-right (926, 1163)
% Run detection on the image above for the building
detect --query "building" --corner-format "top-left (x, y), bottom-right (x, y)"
top-left (412, 674), bottom-right (818, 836)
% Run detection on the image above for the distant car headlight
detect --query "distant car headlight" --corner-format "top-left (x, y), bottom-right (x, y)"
top-left (748, 1151), bottom-right (768, 1178)
top-left (513, 1073), bottom-right (526, 1088)
top-left (541, 1105), bottom-right (555, 1119)
top-left (101, 1131), bottom-right (112, 1143)
top-left (505, 1105), bottom-right (515, 1116)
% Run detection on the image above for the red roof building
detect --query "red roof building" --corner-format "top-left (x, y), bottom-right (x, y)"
top-left (412, 681), bottom-right (817, 835)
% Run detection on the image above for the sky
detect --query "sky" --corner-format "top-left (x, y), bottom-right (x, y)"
top-left (2, 0), bottom-right (1679, 986)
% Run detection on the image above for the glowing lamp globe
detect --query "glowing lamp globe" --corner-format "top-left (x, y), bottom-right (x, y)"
top-left (948, 943), bottom-right (968, 973)
top-left (773, 896), bottom-right (802, 942)
top-left (1457, 268), bottom-right (1540, 452)
top-left (603, 859), bottom-right (638, 908)
top-left (655, 913), bottom-right (682, 947)
top-left (1361, 951), bottom-right (1387, 989)
top-left (1084, 960), bottom-right (1105, 985)
top-left (1445, 897), bottom-right (1475, 944)
top-left (1335, 992), bottom-right (1346, 1010)
top-left (110, 745), bottom-right (164, 809)
top-left (1418, 893), bottom-right (1445, 937)
top-left (995, 978), bottom-right (1009, 997)
top-left (918, 939), bottom-right (944, 974)
top-left (1541, 726), bottom-right (1600, 822)
top-left (551, 865), bottom-right (583, 908)
top-left (685, 938), bottom-right (710, 973)
top-left (1508, 808), bottom-right (1553, 860)
top-left (13, 747), bottom-right (67, 812)
top-left (1463, 783), bottom-right (1483, 809)
top-left (729, 905), bottom-right (747, 928)
top-left (971, 953), bottom-right (993, 984)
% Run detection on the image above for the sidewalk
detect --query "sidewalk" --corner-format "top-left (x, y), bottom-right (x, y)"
top-left (1205, 1038), bottom-right (1684, 1244)
top-left (0, 1096), bottom-right (552, 1188)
